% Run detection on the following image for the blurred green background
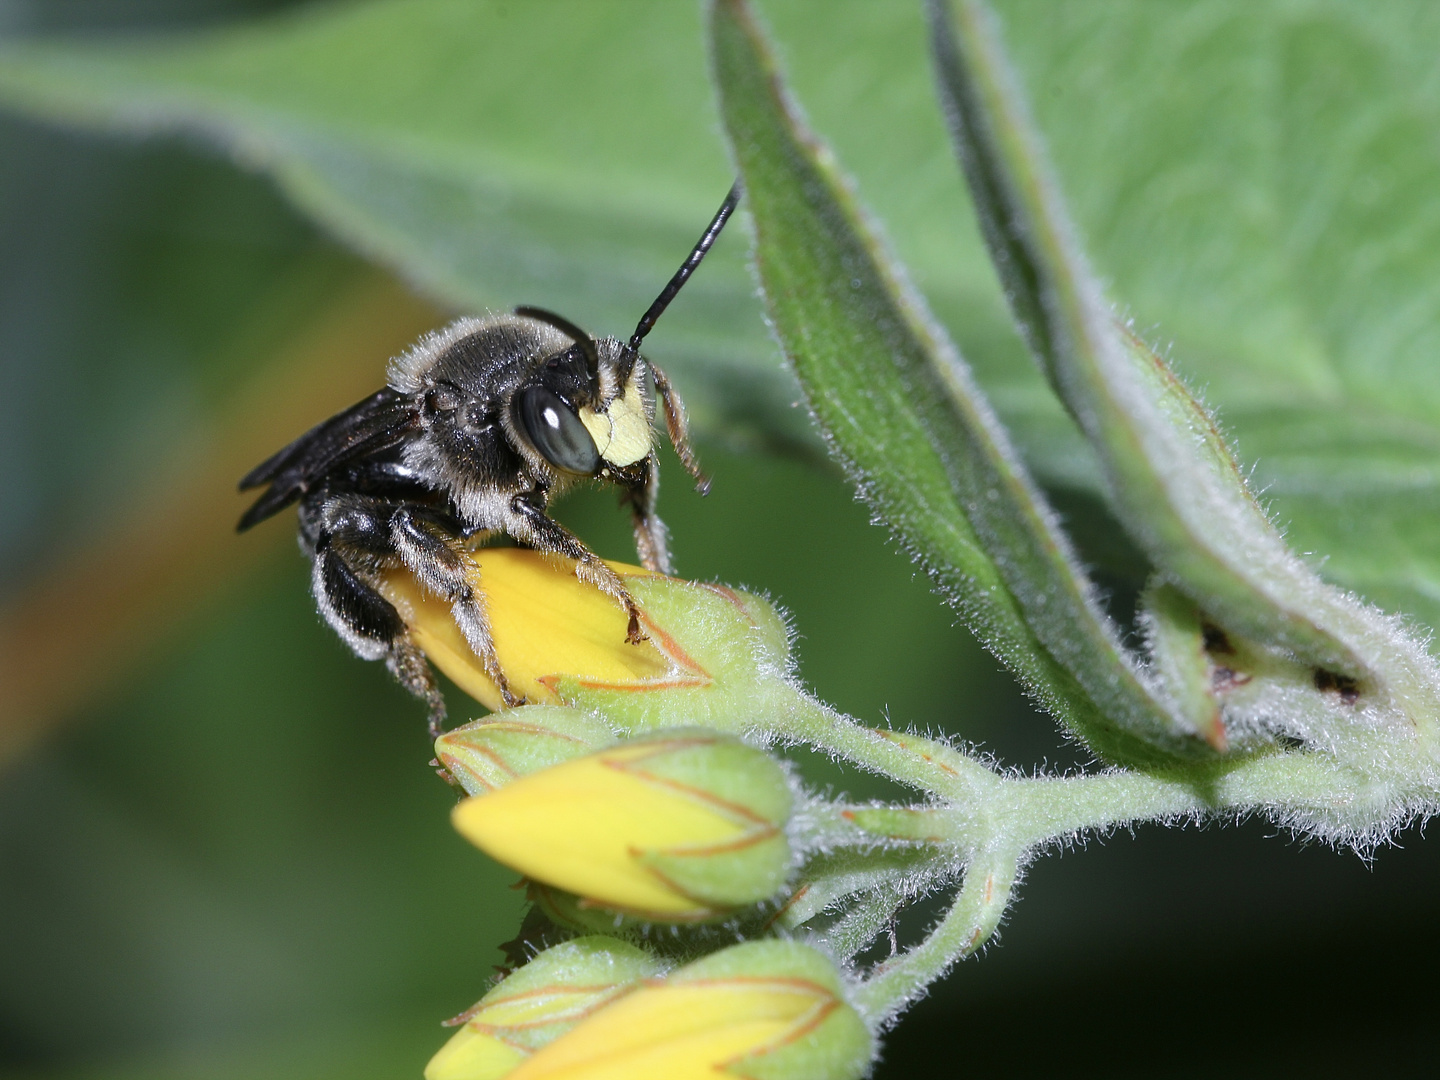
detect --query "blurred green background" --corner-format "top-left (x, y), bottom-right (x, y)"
top-left (3, 2), bottom-right (1440, 1077)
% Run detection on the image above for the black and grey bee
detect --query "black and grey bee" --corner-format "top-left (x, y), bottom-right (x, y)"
top-left (237, 184), bottom-right (740, 735)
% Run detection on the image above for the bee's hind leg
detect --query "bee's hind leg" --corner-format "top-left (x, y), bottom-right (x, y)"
top-left (310, 493), bottom-right (519, 738)
top-left (387, 636), bottom-right (449, 741)
top-left (309, 526), bottom-right (450, 734)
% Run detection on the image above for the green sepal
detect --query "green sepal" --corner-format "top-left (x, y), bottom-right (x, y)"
top-left (426, 934), bottom-right (666, 1080)
top-left (727, 584), bottom-right (793, 669)
top-left (435, 705), bottom-right (615, 795)
top-left (674, 940), bottom-right (874, 1080)
top-left (519, 730), bottom-right (794, 922)
top-left (554, 576), bottom-right (795, 737)
top-left (462, 936), bottom-right (662, 1053)
top-left (609, 730), bottom-right (793, 909)
top-left (636, 830), bottom-right (791, 909)
top-left (624, 728), bottom-right (793, 826)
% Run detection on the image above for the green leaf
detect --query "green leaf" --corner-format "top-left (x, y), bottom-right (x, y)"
top-left (709, 0), bottom-right (1206, 764)
top-left (927, 1), bottom-right (1440, 734)
top-left (929, 0), bottom-right (1375, 678)
top-left (1234, 407), bottom-right (1440, 631)
top-left (766, 2), bottom-right (1440, 645)
top-left (0, 0), bottom-right (805, 455)
top-left (973, 1), bottom-right (1440, 638)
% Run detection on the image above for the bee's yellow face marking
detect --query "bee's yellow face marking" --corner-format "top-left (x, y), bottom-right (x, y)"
top-left (579, 383), bottom-right (651, 467)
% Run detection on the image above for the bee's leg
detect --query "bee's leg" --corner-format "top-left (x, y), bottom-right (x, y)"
top-left (620, 453), bottom-right (673, 575)
top-left (311, 538), bottom-right (403, 661)
top-left (390, 508), bottom-right (522, 708)
top-left (388, 637), bottom-right (450, 742)
top-left (505, 495), bottom-right (647, 645)
top-left (309, 514), bottom-right (448, 735)
top-left (650, 363), bottom-right (709, 496)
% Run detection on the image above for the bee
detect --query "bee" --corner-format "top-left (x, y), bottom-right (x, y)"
top-left (237, 183), bottom-right (741, 735)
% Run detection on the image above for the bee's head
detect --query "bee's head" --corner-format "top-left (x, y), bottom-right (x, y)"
top-left (511, 309), bottom-right (655, 479)
top-left (510, 181), bottom-right (741, 487)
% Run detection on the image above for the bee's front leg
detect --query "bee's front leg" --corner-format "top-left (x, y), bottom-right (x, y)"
top-left (505, 495), bottom-right (647, 645)
top-left (617, 453), bottom-right (673, 575)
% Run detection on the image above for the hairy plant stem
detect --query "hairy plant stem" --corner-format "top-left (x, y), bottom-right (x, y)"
top-left (765, 681), bottom-right (999, 799)
top-left (766, 671), bottom-right (1430, 1019)
top-left (852, 844), bottom-right (1019, 1027)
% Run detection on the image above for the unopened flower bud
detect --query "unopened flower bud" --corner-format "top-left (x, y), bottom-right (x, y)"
top-left (425, 936), bottom-right (663, 1080)
top-left (436, 706), bottom-right (615, 796)
top-left (379, 549), bottom-right (690, 713)
top-left (379, 549), bottom-right (791, 729)
top-left (452, 730), bottom-right (793, 920)
top-left (505, 940), bottom-right (873, 1080)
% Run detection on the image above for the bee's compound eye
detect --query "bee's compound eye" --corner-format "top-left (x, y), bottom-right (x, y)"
top-left (517, 385), bottom-right (600, 474)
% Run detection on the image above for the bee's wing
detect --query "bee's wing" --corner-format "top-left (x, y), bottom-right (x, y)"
top-left (237, 387), bottom-right (419, 532)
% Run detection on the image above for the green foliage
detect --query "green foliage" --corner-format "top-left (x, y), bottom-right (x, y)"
top-left (712, 0), bottom-right (1204, 766)
top-left (2, 1), bottom-right (1438, 628)
top-left (5, 1), bottom-right (1440, 1077)
top-left (0, 0), bottom-right (797, 453)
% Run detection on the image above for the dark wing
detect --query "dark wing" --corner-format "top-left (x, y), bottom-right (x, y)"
top-left (237, 386), bottom-right (420, 532)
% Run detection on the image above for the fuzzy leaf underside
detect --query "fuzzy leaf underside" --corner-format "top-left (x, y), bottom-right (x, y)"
top-left (928, 0), bottom-right (1405, 685)
top-left (710, 0), bottom-right (1209, 766)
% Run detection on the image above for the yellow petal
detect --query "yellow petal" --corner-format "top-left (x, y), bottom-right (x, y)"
top-left (426, 1025), bottom-right (528, 1080)
top-left (452, 741), bottom-right (751, 917)
top-left (381, 549), bottom-right (702, 711)
top-left (507, 979), bottom-right (834, 1080)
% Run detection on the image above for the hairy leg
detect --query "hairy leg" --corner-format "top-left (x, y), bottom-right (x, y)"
top-left (506, 494), bottom-right (647, 644)
top-left (621, 453), bottom-right (673, 574)
top-left (309, 501), bottom-right (453, 732)
top-left (391, 507), bottom-right (521, 707)
top-left (650, 362), bottom-right (708, 496)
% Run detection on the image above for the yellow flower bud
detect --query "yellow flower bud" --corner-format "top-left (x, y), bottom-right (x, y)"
top-left (379, 549), bottom-right (698, 713)
top-left (506, 941), bottom-right (872, 1080)
top-left (426, 1026), bottom-right (525, 1080)
top-left (378, 548), bottom-right (790, 722)
top-left (452, 732), bottom-right (793, 921)
top-left (425, 936), bottom-right (664, 1080)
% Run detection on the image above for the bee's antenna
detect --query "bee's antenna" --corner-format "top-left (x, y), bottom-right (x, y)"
top-left (616, 181), bottom-right (739, 497)
top-left (625, 180), bottom-right (742, 357)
